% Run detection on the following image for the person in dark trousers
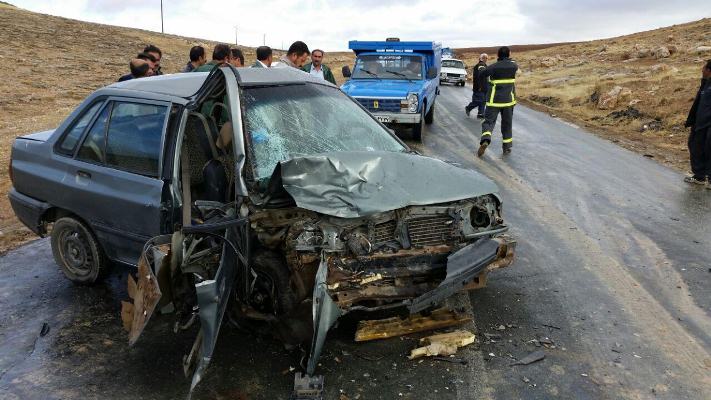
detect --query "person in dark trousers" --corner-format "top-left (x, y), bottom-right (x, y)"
top-left (684, 59), bottom-right (711, 187)
top-left (465, 53), bottom-right (489, 119)
top-left (182, 45), bottom-right (206, 72)
top-left (478, 46), bottom-right (518, 157)
top-left (143, 45), bottom-right (163, 75)
top-left (252, 46), bottom-right (272, 68)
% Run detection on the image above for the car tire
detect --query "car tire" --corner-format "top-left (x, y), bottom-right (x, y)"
top-left (424, 100), bottom-right (435, 125)
top-left (250, 251), bottom-right (299, 316)
top-left (50, 217), bottom-right (109, 285)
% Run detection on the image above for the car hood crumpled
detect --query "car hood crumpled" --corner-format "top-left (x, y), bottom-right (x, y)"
top-left (271, 151), bottom-right (499, 218)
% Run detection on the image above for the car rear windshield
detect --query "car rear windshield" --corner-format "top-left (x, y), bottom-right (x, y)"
top-left (241, 83), bottom-right (407, 180)
top-left (352, 54), bottom-right (424, 80)
top-left (442, 60), bottom-right (465, 69)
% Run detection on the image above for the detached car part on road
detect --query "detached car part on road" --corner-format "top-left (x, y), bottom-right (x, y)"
top-left (9, 67), bottom-right (515, 395)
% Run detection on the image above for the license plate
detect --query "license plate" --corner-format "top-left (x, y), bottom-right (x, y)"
top-left (375, 116), bottom-right (390, 123)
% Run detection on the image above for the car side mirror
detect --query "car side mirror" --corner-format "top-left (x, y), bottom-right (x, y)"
top-left (342, 66), bottom-right (352, 78)
top-left (426, 68), bottom-right (438, 80)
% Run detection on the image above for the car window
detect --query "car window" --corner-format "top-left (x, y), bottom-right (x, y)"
top-left (352, 55), bottom-right (423, 80)
top-left (77, 104), bottom-right (110, 164)
top-left (442, 60), bottom-right (465, 69)
top-left (241, 83), bottom-right (407, 180)
top-left (105, 102), bottom-right (167, 176)
top-left (57, 101), bottom-right (103, 155)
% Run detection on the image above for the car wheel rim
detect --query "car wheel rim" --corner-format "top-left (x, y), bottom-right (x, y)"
top-left (59, 229), bottom-right (93, 277)
top-left (250, 272), bottom-right (278, 314)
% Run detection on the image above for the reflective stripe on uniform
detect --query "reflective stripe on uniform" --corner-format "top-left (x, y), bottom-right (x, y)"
top-left (487, 77), bottom-right (516, 107)
top-left (481, 131), bottom-right (492, 136)
top-left (490, 79), bottom-right (515, 84)
top-left (502, 138), bottom-right (513, 143)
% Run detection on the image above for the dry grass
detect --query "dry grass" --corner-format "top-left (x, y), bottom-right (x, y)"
top-left (456, 18), bottom-right (711, 172)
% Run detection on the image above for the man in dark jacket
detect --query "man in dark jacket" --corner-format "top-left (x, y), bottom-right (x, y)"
top-left (252, 46), bottom-right (272, 68)
top-left (684, 59), bottom-right (711, 187)
top-left (302, 49), bottom-right (337, 84)
top-left (193, 44), bottom-right (231, 72)
top-left (478, 46), bottom-right (518, 157)
top-left (182, 45), bottom-right (206, 72)
top-left (117, 58), bottom-right (151, 82)
top-left (143, 45), bottom-right (163, 75)
top-left (465, 53), bottom-right (488, 119)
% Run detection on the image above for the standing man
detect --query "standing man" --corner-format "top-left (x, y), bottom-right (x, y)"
top-left (465, 53), bottom-right (488, 119)
top-left (684, 59), bottom-right (711, 187)
top-left (143, 45), bottom-right (163, 75)
top-left (193, 44), bottom-right (231, 72)
top-left (477, 46), bottom-right (518, 157)
top-left (252, 46), bottom-right (272, 68)
top-left (182, 45), bottom-right (206, 72)
top-left (273, 41), bottom-right (310, 69)
top-left (229, 48), bottom-right (245, 67)
top-left (302, 49), bottom-right (336, 84)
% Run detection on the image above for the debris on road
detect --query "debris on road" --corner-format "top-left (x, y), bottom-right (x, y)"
top-left (355, 308), bottom-right (472, 342)
top-left (510, 350), bottom-right (546, 366)
top-left (432, 356), bottom-right (468, 365)
top-left (408, 330), bottom-right (475, 360)
top-left (290, 372), bottom-right (324, 400)
top-left (39, 322), bottom-right (50, 337)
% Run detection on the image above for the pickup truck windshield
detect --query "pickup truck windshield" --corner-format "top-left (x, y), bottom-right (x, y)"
top-left (442, 60), bottom-right (465, 69)
top-left (352, 55), bottom-right (423, 80)
top-left (241, 83), bottom-right (407, 180)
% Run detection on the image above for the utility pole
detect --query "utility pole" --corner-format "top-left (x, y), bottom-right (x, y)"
top-left (263, 34), bottom-right (266, 46)
top-left (160, 0), bottom-right (164, 33)
top-left (234, 26), bottom-right (238, 45)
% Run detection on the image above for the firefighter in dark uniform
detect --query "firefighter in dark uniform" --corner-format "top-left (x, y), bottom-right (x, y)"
top-left (684, 59), bottom-right (711, 187)
top-left (478, 46), bottom-right (518, 157)
top-left (465, 53), bottom-right (489, 118)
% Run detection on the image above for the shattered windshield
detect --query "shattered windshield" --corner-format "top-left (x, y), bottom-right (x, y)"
top-left (442, 60), bottom-right (465, 69)
top-left (241, 83), bottom-right (407, 180)
top-left (351, 54), bottom-right (423, 80)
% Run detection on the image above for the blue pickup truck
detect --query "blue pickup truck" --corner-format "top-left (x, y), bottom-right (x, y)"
top-left (341, 39), bottom-right (442, 141)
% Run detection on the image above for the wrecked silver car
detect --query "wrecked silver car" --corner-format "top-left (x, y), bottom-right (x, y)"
top-left (10, 66), bottom-right (514, 395)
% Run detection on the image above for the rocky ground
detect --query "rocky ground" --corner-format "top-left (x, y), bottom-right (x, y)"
top-left (457, 18), bottom-right (711, 174)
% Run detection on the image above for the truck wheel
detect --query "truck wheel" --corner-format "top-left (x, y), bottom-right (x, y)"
top-left (424, 101), bottom-right (435, 125)
top-left (51, 217), bottom-right (109, 285)
top-left (412, 115), bottom-right (424, 141)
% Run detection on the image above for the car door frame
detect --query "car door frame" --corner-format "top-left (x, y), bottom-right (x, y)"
top-left (55, 96), bottom-right (173, 265)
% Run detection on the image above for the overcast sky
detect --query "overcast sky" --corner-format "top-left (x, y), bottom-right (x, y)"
top-left (11, 0), bottom-right (711, 51)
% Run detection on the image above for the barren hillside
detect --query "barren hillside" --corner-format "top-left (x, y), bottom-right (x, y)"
top-left (457, 18), bottom-right (711, 171)
top-left (0, 3), bottom-right (352, 252)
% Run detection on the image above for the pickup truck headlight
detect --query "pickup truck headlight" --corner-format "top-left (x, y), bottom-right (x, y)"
top-left (407, 93), bottom-right (418, 113)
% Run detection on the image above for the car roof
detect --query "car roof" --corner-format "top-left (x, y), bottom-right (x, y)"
top-left (442, 58), bottom-right (463, 62)
top-left (107, 67), bottom-right (331, 98)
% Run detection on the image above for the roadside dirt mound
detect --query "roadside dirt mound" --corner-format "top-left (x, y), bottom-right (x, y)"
top-left (457, 18), bottom-right (711, 172)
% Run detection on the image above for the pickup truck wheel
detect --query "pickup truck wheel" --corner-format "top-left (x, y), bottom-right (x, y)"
top-left (51, 217), bottom-right (108, 285)
top-left (424, 101), bottom-right (435, 124)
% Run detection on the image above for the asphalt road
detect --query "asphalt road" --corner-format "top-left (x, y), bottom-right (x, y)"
top-left (1, 84), bottom-right (710, 400)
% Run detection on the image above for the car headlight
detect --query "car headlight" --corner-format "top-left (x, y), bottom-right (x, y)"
top-left (407, 93), bottom-right (418, 113)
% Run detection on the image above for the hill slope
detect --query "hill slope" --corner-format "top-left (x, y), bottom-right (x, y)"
top-left (456, 18), bottom-right (711, 171)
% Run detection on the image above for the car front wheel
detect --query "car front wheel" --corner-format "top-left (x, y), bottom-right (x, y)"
top-left (51, 217), bottom-right (109, 284)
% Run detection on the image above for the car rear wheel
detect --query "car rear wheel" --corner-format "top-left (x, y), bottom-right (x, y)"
top-left (51, 217), bottom-right (108, 284)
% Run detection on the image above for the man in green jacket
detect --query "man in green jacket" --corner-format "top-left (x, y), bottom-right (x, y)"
top-left (193, 43), bottom-right (231, 72)
top-left (302, 49), bottom-right (336, 85)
